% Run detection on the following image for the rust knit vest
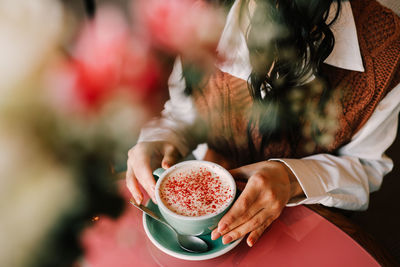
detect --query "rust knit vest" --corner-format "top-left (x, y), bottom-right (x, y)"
top-left (193, 0), bottom-right (400, 169)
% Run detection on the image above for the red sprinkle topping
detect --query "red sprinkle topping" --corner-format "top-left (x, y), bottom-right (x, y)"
top-left (160, 166), bottom-right (233, 217)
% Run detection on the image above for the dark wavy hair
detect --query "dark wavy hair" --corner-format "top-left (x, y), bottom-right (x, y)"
top-left (242, 0), bottom-right (342, 158)
top-left (186, 0), bottom-right (342, 158)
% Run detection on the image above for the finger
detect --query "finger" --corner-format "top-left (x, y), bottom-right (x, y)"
top-left (211, 229), bottom-right (221, 240)
top-left (221, 209), bottom-right (271, 245)
top-left (246, 217), bottom-right (274, 247)
top-left (126, 167), bottom-right (143, 204)
top-left (161, 143), bottom-right (181, 169)
top-left (132, 153), bottom-right (157, 204)
top-left (229, 163), bottom-right (259, 181)
top-left (216, 178), bottom-right (262, 235)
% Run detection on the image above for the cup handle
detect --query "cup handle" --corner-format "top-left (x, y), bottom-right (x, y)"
top-left (153, 168), bottom-right (165, 181)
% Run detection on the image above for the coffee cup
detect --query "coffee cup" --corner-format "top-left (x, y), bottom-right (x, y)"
top-left (154, 160), bottom-right (236, 236)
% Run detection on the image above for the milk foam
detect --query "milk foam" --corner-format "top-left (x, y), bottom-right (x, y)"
top-left (159, 164), bottom-right (234, 217)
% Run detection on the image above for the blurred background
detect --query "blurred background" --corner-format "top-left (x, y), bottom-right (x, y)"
top-left (0, 0), bottom-right (399, 266)
top-left (0, 0), bottom-right (224, 266)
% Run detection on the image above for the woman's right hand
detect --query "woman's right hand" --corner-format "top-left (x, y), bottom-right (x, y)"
top-left (126, 141), bottom-right (182, 204)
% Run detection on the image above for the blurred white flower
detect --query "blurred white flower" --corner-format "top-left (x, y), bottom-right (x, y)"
top-left (0, 0), bottom-right (63, 95)
top-left (0, 130), bottom-right (80, 267)
top-left (0, 2), bottom-right (82, 266)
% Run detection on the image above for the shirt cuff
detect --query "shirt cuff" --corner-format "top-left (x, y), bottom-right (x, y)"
top-left (269, 158), bottom-right (329, 206)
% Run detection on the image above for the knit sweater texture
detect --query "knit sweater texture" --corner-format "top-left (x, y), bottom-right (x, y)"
top-left (193, 0), bottom-right (400, 168)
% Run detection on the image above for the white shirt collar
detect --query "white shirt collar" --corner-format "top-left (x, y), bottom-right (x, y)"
top-left (324, 1), bottom-right (364, 72)
top-left (217, 0), bottom-right (365, 80)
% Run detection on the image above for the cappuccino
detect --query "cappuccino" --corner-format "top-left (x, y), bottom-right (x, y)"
top-left (159, 164), bottom-right (234, 217)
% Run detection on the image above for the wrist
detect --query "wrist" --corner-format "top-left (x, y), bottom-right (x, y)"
top-left (274, 161), bottom-right (305, 199)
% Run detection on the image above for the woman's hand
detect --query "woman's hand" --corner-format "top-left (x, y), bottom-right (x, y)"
top-left (126, 141), bottom-right (182, 204)
top-left (211, 161), bottom-right (304, 247)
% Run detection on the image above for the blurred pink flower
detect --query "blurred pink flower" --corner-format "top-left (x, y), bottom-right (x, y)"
top-left (81, 182), bottom-right (150, 267)
top-left (48, 6), bottom-right (161, 112)
top-left (134, 0), bottom-right (225, 65)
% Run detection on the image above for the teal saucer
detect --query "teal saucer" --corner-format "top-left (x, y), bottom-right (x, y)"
top-left (142, 200), bottom-right (243, 261)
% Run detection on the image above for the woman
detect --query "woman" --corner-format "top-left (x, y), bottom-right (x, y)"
top-left (126, 0), bottom-right (400, 247)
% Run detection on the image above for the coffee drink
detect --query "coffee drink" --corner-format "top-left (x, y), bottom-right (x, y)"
top-left (159, 164), bottom-right (234, 217)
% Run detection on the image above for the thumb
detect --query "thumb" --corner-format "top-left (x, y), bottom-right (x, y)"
top-left (161, 144), bottom-right (181, 169)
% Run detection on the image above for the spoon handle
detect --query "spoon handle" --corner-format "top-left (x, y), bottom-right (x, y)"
top-left (129, 199), bottom-right (174, 231)
top-left (129, 199), bottom-right (209, 253)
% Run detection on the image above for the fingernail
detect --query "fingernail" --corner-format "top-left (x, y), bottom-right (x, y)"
top-left (130, 197), bottom-right (137, 205)
top-left (222, 235), bottom-right (232, 244)
top-left (218, 223), bottom-right (227, 233)
top-left (151, 186), bottom-right (157, 204)
top-left (247, 238), bottom-right (253, 247)
top-left (162, 161), bottom-right (170, 169)
top-left (134, 195), bottom-right (142, 205)
top-left (211, 231), bottom-right (221, 240)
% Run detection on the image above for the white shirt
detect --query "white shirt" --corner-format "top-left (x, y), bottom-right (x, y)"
top-left (138, 0), bottom-right (400, 210)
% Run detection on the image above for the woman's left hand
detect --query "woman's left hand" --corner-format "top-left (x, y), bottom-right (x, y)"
top-left (211, 161), bottom-right (304, 247)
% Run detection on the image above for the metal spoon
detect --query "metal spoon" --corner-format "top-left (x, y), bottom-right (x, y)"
top-left (129, 199), bottom-right (209, 253)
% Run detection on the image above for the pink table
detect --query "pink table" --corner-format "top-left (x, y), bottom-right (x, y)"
top-left (81, 185), bottom-right (380, 267)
